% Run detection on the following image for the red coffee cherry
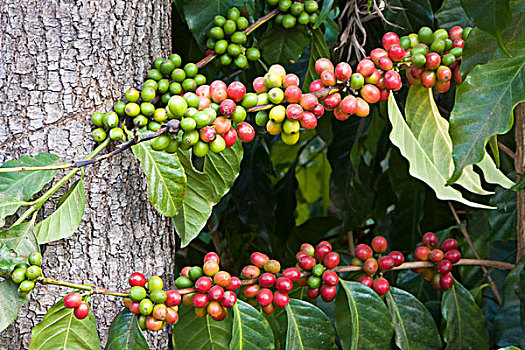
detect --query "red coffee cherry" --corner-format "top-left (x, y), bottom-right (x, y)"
top-left (360, 84), bottom-right (380, 104)
top-left (129, 272), bottom-right (147, 287)
top-left (74, 301), bottom-right (90, 320)
top-left (193, 293), bottom-right (210, 308)
top-left (320, 284), bottom-right (337, 302)
top-left (207, 301), bottom-right (223, 318)
top-left (165, 307), bottom-right (179, 325)
top-left (219, 99), bottom-right (236, 116)
top-left (165, 290), bottom-right (181, 307)
top-left (356, 59), bottom-right (376, 78)
top-left (315, 58), bottom-right (334, 74)
top-left (384, 70), bottom-right (402, 91)
top-left (323, 92), bottom-right (342, 111)
top-left (318, 240), bottom-right (332, 251)
top-left (364, 258), bottom-right (379, 275)
top-left (370, 48), bottom-right (388, 65)
top-left (321, 270), bottom-right (339, 286)
top-left (129, 302), bottom-right (140, 314)
top-left (323, 252), bottom-right (340, 269)
top-left (221, 290), bottom-right (237, 308)
top-left (208, 285), bottom-right (225, 302)
top-left (195, 277), bottom-right (213, 293)
top-left (299, 94), bottom-right (318, 111)
top-left (227, 81), bottom-right (246, 102)
top-left (378, 256), bottom-right (395, 271)
top-left (307, 287), bottom-right (320, 299)
top-left (259, 273), bottom-right (276, 288)
top-left (299, 256), bottom-right (317, 270)
top-left (373, 277), bottom-right (390, 295)
top-left (282, 267), bottom-right (301, 282)
top-left (388, 251), bottom-right (405, 267)
top-left (309, 79), bottom-right (324, 93)
top-left (444, 250), bottom-right (461, 264)
top-left (300, 111), bottom-right (317, 130)
top-left (357, 275), bottom-right (373, 288)
top-left (226, 276), bottom-right (241, 291)
top-left (387, 45), bottom-right (405, 62)
top-left (285, 85), bottom-right (303, 103)
top-left (321, 70), bottom-right (337, 86)
top-left (415, 246), bottom-right (431, 261)
top-left (273, 291), bottom-right (290, 308)
top-left (283, 73), bottom-right (300, 88)
top-left (356, 244), bottom-right (373, 261)
top-left (371, 236), bottom-right (388, 253)
top-left (243, 285), bottom-right (260, 299)
top-left (64, 293), bottom-right (82, 309)
top-left (275, 277), bottom-right (293, 293)
top-left (441, 238), bottom-right (458, 252)
top-left (300, 243), bottom-right (315, 256)
top-left (250, 252), bottom-right (270, 268)
top-left (437, 259), bottom-right (453, 274)
top-left (425, 53), bottom-right (441, 70)
top-left (382, 32), bottom-right (400, 50)
top-left (430, 249), bottom-right (444, 262)
top-left (341, 95), bottom-right (357, 115)
top-left (314, 244), bottom-right (331, 262)
top-left (422, 232), bottom-right (439, 249)
top-left (256, 288), bottom-right (274, 307)
top-left (334, 104), bottom-right (350, 121)
top-left (449, 26), bottom-right (463, 40)
top-left (261, 303), bottom-right (275, 315)
top-left (286, 104), bottom-right (305, 121)
top-left (237, 122), bottom-right (255, 143)
top-left (214, 271), bottom-right (232, 288)
top-left (439, 273), bottom-right (454, 290)
top-left (335, 62), bottom-right (352, 82)
top-left (241, 265), bottom-right (261, 279)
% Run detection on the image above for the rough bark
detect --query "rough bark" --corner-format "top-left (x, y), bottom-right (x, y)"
top-left (516, 102), bottom-right (525, 262)
top-left (0, 0), bottom-right (174, 348)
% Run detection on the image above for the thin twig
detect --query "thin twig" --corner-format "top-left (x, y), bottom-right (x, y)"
top-left (498, 141), bottom-right (516, 160)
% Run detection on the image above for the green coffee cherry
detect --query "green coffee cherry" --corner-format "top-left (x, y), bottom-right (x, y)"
top-left (109, 127), bottom-right (124, 141)
top-left (153, 108), bottom-right (168, 123)
top-left (227, 43), bottom-right (241, 57)
top-left (181, 118), bottom-right (197, 132)
top-left (151, 135), bottom-right (171, 151)
top-left (304, 0), bottom-right (318, 12)
top-left (210, 135), bottom-right (226, 153)
top-left (228, 7), bottom-right (240, 21)
top-left (114, 102), bottom-right (127, 116)
top-left (168, 96), bottom-right (188, 118)
top-left (130, 286), bottom-right (147, 302)
top-left (160, 60), bottom-right (176, 76)
top-left (231, 32), bottom-right (247, 45)
top-left (193, 141), bottom-right (209, 157)
top-left (194, 74), bottom-right (207, 86)
top-left (18, 280), bottom-right (35, 293)
top-left (154, 57), bottom-right (164, 70)
top-left (189, 266), bottom-right (204, 281)
top-left (140, 102), bottom-right (155, 117)
top-left (103, 111), bottom-right (119, 128)
top-left (220, 53), bottom-right (233, 66)
top-left (168, 54), bottom-right (182, 67)
top-left (148, 121), bottom-right (162, 132)
top-left (148, 276), bottom-right (163, 291)
top-left (91, 112), bottom-right (104, 127)
top-left (418, 26), bottom-right (433, 45)
top-left (141, 87), bottom-right (156, 102)
top-left (175, 276), bottom-right (194, 289)
top-left (282, 14), bottom-right (296, 29)
top-left (236, 17), bottom-right (249, 31)
top-left (214, 15), bottom-right (226, 27)
top-left (194, 112), bottom-right (211, 129)
top-left (206, 37), bottom-right (216, 49)
top-left (290, 2), bottom-right (304, 16)
top-left (171, 68), bottom-right (186, 82)
top-left (232, 106), bottom-right (247, 123)
top-left (14, 263), bottom-right (29, 270)
top-left (91, 128), bottom-right (107, 142)
top-left (279, 0), bottom-right (292, 12)
top-left (182, 79), bottom-right (197, 92)
top-left (25, 265), bottom-right (41, 280)
top-left (215, 40), bottom-right (229, 54)
top-left (165, 139), bottom-right (179, 154)
top-left (312, 264), bottom-right (325, 277)
top-left (143, 79), bottom-right (158, 91)
top-left (139, 299), bottom-right (153, 315)
top-left (350, 73), bottom-right (364, 90)
top-left (234, 54), bottom-right (248, 69)
top-left (246, 48), bottom-right (260, 61)
top-left (182, 131), bottom-right (199, 147)
top-left (133, 115), bottom-right (149, 128)
top-left (150, 290), bottom-right (167, 304)
top-left (241, 93), bottom-right (258, 109)
top-left (223, 20), bottom-right (237, 36)
top-left (138, 314), bottom-right (147, 330)
top-left (209, 26), bottom-right (225, 40)
top-left (184, 63), bottom-right (198, 78)
top-left (255, 111), bottom-right (269, 126)
top-left (125, 88), bottom-right (140, 102)
top-left (11, 268), bottom-right (27, 284)
top-left (125, 103), bottom-right (141, 118)
top-left (399, 36), bottom-right (411, 50)
top-left (297, 12), bottom-right (310, 25)
top-left (169, 82), bottom-right (183, 95)
top-left (307, 276), bottom-right (321, 289)
top-left (158, 79), bottom-right (170, 94)
top-left (148, 69), bottom-right (163, 81)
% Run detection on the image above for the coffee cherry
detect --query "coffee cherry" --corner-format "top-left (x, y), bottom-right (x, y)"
top-left (256, 288), bottom-right (274, 307)
top-left (421, 70), bottom-right (436, 88)
top-left (324, 92), bottom-right (341, 110)
top-left (129, 302), bottom-right (141, 314)
top-left (421, 267), bottom-right (436, 282)
top-left (309, 79), bottom-right (324, 93)
top-left (282, 267), bottom-right (301, 282)
top-left (312, 264), bottom-right (326, 277)
top-left (334, 105), bottom-right (350, 121)
top-left (139, 299), bottom-right (154, 315)
top-left (422, 232), bottom-right (439, 248)
top-left (323, 252), bottom-right (340, 269)
top-left (439, 273), bottom-right (454, 290)
top-left (286, 104), bottom-right (304, 121)
top-left (221, 291), bottom-right (237, 308)
top-left (444, 249), bottom-right (461, 264)
top-left (335, 62), bottom-right (352, 82)
top-left (151, 290), bottom-right (167, 304)
top-left (437, 259), bottom-right (453, 274)
top-left (146, 316), bottom-right (164, 331)
top-left (315, 58), bottom-right (334, 74)
top-left (364, 258), bottom-right (379, 275)
top-left (264, 260), bottom-right (281, 274)
top-left (63, 292), bottom-right (82, 309)
top-left (204, 252), bottom-right (220, 264)
top-left (297, 251), bottom-right (308, 262)
top-left (259, 273), bottom-right (276, 288)
top-left (425, 53), bottom-right (441, 70)
top-left (371, 236), bottom-right (388, 253)
top-left (320, 284), bottom-right (337, 302)
top-left (321, 70), bottom-right (337, 86)
top-left (130, 286), bottom-right (147, 302)
top-left (166, 290), bottom-right (181, 307)
top-left (298, 256), bottom-right (316, 270)
top-left (74, 302), bottom-right (90, 320)
top-left (355, 98), bottom-right (370, 117)
top-left (307, 287), bottom-right (320, 299)
top-left (211, 271), bottom-right (230, 288)
top-left (356, 59), bottom-right (375, 78)
top-left (226, 276), bottom-right (241, 291)
top-left (175, 276), bottom-right (193, 289)
top-left (237, 122), bottom-right (255, 143)
top-left (28, 252), bottom-right (43, 267)
top-left (387, 45), bottom-right (405, 62)
top-left (25, 265), bottom-right (42, 280)
top-left (300, 111), bottom-right (317, 130)
top-left (11, 268), bottom-right (26, 284)
top-left (206, 301), bottom-right (222, 318)
top-left (382, 32), bottom-right (400, 50)
top-left (435, 81), bottom-right (451, 93)
top-left (441, 238), bottom-right (458, 252)
top-left (194, 307), bottom-right (207, 318)
top-left (243, 285), bottom-right (260, 299)
top-left (378, 256), bottom-right (395, 271)
top-left (415, 246), bottom-right (431, 261)
top-left (208, 285), bottom-right (225, 302)
top-left (300, 243), bottom-right (315, 256)
top-left (430, 249), bottom-right (444, 262)
top-left (322, 270), bottom-right (339, 286)
top-left (182, 293), bottom-right (194, 307)
top-left (165, 307), bottom-right (179, 325)
top-left (314, 244), bottom-right (331, 262)
top-left (357, 275), bottom-right (374, 288)
top-left (308, 275), bottom-right (322, 289)
top-left (193, 293), bottom-right (210, 308)
top-left (356, 244), bottom-right (373, 261)
top-left (384, 70), bottom-right (402, 91)
top-left (273, 291), bottom-right (290, 308)
top-left (365, 69), bottom-right (381, 84)
top-left (129, 272), bottom-right (147, 287)
top-left (203, 260), bottom-right (220, 277)
top-left (388, 251), bottom-right (405, 267)
top-left (148, 276), bottom-right (163, 291)
top-left (195, 276), bottom-right (213, 294)
top-left (285, 86), bottom-right (302, 104)
top-left (373, 277), bottom-right (390, 295)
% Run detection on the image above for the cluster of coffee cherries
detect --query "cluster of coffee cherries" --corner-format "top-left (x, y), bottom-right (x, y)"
top-left (121, 273), bottom-right (180, 331)
top-left (240, 253), bottom-right (294, 313)
top-left (206, 7), bottom-right (260, 69)
top-left (9, 252), bottom-right (43, 297)
top-left (295, 241), bottom-right (341, 302)
top-left (253, 64), bottom-right (322, 145)
top-left (175, 252), bottom-right (239, 321)
top-left (413, 232), bottom-right (460, 291)
top-left (166, 80), bottom-right (256, 156)
top-left (63, 292), bottom-right (91, 320)
top-left (268, 0), bottom-right (321, 29)
top-left (399, 26), bottom-right (471, 91)
top-left (351, 237), bottom-right (405, 295)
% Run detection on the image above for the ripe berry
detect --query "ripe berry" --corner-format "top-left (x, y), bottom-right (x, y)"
top-left (128, 272), bottom-right (147, 287)
top-left (309, 79), bottom-right (324, 93)
top-left (357, 275), bottom-right (373, 288)
top-left (371, 236), bottom-right (388, 253)
top-left (441, 238), bottom-right (458, 252)
top-left (356, 59), bottom-right (375, 78)
top-left (165, 307), bottom-right (179, 325)
top-left (439, 273), bottom-right (454, 290)
top-left (437, 259), bottom-right (453, 274)
top-left (259, 273), bottom-right (276, 288)
top-left (365, 69), bottom-right (381, 84)
top-left (355, 98), bottom-right (370, 117)
top-left (415, 245), bottom-right (431, 261)
top-left (356, 244), bottom-right (373, 261)
top-left (227, 81), bottom-right (246, 102)
top-left (243, 285), bottom-right (260, 299)
top-left (195, 277), bottom-right (213, 293)
top-left (221, 291), bottom-right (237, 308)
top-left (341, 95), bottom-right (357, 115)
top-left (322, 270), bottom-right (339, 286)
top-left (153, 304), bottom-right (168, 321)
top-left (364, 258), bottom-right (378, 275)
top-left (237, 122), bottom-right (255, 143)
top-left (256, 288), bottom-right (274, 307)
top-left (63, 293), bottom-right (82, 309)
top-left (180, 266), bottom-right (191, 277)
top-left (298, 256), bottom-right (316, 270)
top-left (214, 271), bottom-right (232, 288)
top-left (193, 293), bottom-right (210, 308)
top-left (296, 251), bottom-right (308, 261)
top-left (273, 291), bottom-right (290, 308)
top-left (323, 252), bottom-right (340, 269)
top-left (208, 285), bottom-right (225, 301)
top-left (261, 304), bottom-right (275, 315)
top-left (166, 290), bottom-right (181, 307)
top-left (74, 302), bottom-right (90, 320)
top-left (378, 256), bottom-right (395, 271)
top-left (282, 267), bottom-right (301, 282)
top-left (436, 80), bottom-right (451, 93)
top-left (285, 85), bottom-right (302, 103)
top-left (241, 265), bottom-right (261, 279)
top-left (226, 276), bottom-right (241, 291)
top-left (129, 302), bottom-right (140, 314)
top-left (449, 26), bottom-right (463, 40)
top-left (275, 277), bottom-right (293, 293)
top-left (382, 32), bottom-right (400, 50)
top-left (373, 277), bottom-right (390, 295)
top-left (222, 127), bottom-right (238, 147)
top-left (283, 73), bottom-right (300, 88)
top-left (146, 316), bottom-right (164, 331)
top-left (314, 244), bottom-right (331, 262)
top-left (219, 99), bottom-right (236, 116)
top-left (320, 285), bottom-right (337, 302)
top-left (299, 94), bottom-right (318, 111)
top-left (370, 48), bottom-right (388, 65)
top-left (207, 301), bottom-right (223, 318)
top-left (203, 260), bottom-right (220, 276)
top-left (200, 126), bottom-right (217, 143)
top-left (360, 84), bottom-right (380, 104)
top-left (300, 111), bottom-right (317, 130)
top-left (384, 70), bottom-right (402, 91)
top-left (425, 53), bottom-right (441, 70)
top-left (253, 77), bottom-right (267, 93)
top-left (286, 104), bottom-right (304, 121)
top-left (437, 66), bottom-right (452, 82)
top-left (324, 92), bottom-right (341, 110)
top-left (421, 70), bottom-right (436, 88)
top-left (422, 232), bottom-right (439, 248)
top-left (388, 45), bottom-right (405, 62)
top-left (388, 251), bottom-right (405, 267)
top-left (315, 58), bottom-right (334, 74)
top-left (430, 249), bottom-right (444, 262)
top-left (378, 56), bottom-right (393, 71)
top-left (335, 62), bottom-right (352, 82)
top-left (444, 249), bottom-right (461, 264)
top-left (321, 70), bottom-right (337, 86)
top-left (307, 287), bottom-right (320, 299)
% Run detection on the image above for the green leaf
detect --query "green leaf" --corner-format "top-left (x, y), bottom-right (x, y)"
top-left (284, 298), bottom-right (336, 350)
top-left (0, 279), bottom-right (28, 333)
top-left (495, 258), bottom-right (524, 348)
top-left (204, 141), bottom-right (243, 201)
top-left (385, 287), bottom-right (442, 350)
top-left (105, 309), bottom-right (149, 350)
top-left (387, 92), bottom-right (492, 209)
top-left (34, 179), bottom-right (85, 244)
top-left (441, 281), bottom-right (489, 350)
top-left (0, 244), bottom-right (26, 273)
top-left (29, 298), bottom-right (101, 350)
top-left (230, 299), bottom-right (274, 350)
top-left (0, 222), bottom-right (39, 255)
top-left (449, 39), bottom-right (525, 184)
top-left (302, 28), bottom-right (330, 92)
top-left (173, 304), bottom-right (233, 350)
top-left (384, 0), bottom-right (434, 35)
top-left (489, 186), bottom-right (517, 240)
top-left (460, 0), bottom-right (512, 55)
top-left (132, 141), bottom-right (186, 217)
top-left (259, 23), bottom-right (310, 66)
top-left (0, 153), bottom-right (60, 200)
top-left (435, 0), bottom-right (471, 29)
top-left (0, 193), bottom-right (30, 228)
top-left (335, 281), bottom-right (393, 350)
top-left (313, 0), bottom-right (334, 29)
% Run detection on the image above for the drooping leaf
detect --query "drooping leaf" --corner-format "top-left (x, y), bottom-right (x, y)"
top-left (230, 299), bottom-right (274, 350)
top-left (0, 279), bottom-right (28, 333)
top-left (0, 222), bottom-right (39, 256)
top-left (383, 0), bottom-right (434, 35)
top-left (302, 28), bottom-right (330, 91)
top-left (259, 23), bottom-right (310, 66)
top-left (132, 141), bottom-right (186, 217)
top-left (29, 298), bottom-right (101, 350)
top-left (387, 92), bottom-right (492, 209)
top-left (285, 298), bottom-right (336, 350)
top-left (0, 193), bottom-right (30, 228)
top-left (173, 304), bottom-right (233, 350)
top-left (204, 141), bottom-right (243, 202)
top-left (385, 287), bottom-right (442, 350)
top-left (105, 309), bottom-right (149, 350)
top-left (441, 281), bottom-right (489, 350)
top-left (313, 0), bottom-right (334, 29)
top-left (460, 0), bottom-right (512, 54)
top-left (435, 0), bottom-right (471, 29)
top-left (335, 281), bottom-right (394, 350)
top-left (449, 39), bottom-right (525, 184)
top-left (34, 179), bottom-right (85, 244)
top-left (0, 153), bottom-right (60, 201)
top-left (495, 258), bottom-right (524, 348)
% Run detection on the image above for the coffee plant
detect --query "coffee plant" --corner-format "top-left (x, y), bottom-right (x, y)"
top-left (0, 0), bottom-right (524, 349)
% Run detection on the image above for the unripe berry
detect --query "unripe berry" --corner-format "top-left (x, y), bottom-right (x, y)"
top-left (282, 267), bottom-right (301, 282)
top-left (74, 302), bottom-right (90, 320)
top-left (153, 304), bottom-right (168, 321)
top-left (437, 259), bottom-right (453, 274)
top-left (388, 251), bottom-right (405, 267)
top-left (259, 273), bottom-right (276, 288)
top-left (182, 293), bottom-right (195, 307)
top-left (261, 303), bottom-right (275, 315)
top-left (264, 260), bottom-right (281, 274)
top-left (441, 238), bottom-right (458, 252)
top-left (373, 277), bottom-right (390, 295)
top-left (430, 249), bottom-right (444, 262)
top-left (357, 275), bottom-right (374, 288)
top-left (355, 98), bottom-right (370, 118)
top-left (421, 268), bottom-right (436, 282)
top-left (378, 256), bottom-right (395, 271)
top-left (323, 252), bottom-right (340, 269)
top-left (422, 232), bottom-right (439, 249)
top-left (415, 245), bottom-right (431, 261)
top-left (64, 292), bottom-right (82, 309)
top-left (356, 244), bottom-right (373, 261)
top-left (273, 291), bottom-right (290, 308)
top-left (165, 307), bottom-right (179, 325)
top-left (300, 243), bottom-right (315, 256)
top-left (371, 236), bottom-right (388, 253)
top-left (444, 249), bottom-right (461, 264)
top-left (364, 258), bottom-right (378, 275)
top-left (203, 260), bottom-right (220, 276)
top-left (146, 315), bottom-right (164, 331)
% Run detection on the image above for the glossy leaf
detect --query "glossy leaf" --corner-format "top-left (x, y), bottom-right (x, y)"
top-left (0, 244), bottom-right (26, 273)
top-left (387, 92), bottom-right (492, 209)
top-left (489, 187), bottom-right (517, 240)
top-left (132, 141), bottom-right (186, 217)
top-left (0, 280), bottom-right (28, 333)
top-left (302, 28), bottom-right (330, 92)
top-left (204, 141), bottom-right (243, 201)
top-left (460, 0), bottom-right (512, 54)
top-left (0, 153), bottom-right (60, 201)
top-left (435, 0), bottom-right (471, 29)
top-left (105, 309), bottom-right (148, 350)
top-left (230, 299), bottom-right (274, 350)
top-left (285, 298), bottom-right (336, 350)
top-left (173, 303), bottom-right (233, 350)
top-left (0, 222), bottom-right (39, 256)
top-left (0, 193), bottom-right (30, 228)
top-left (335, 281), bottom-right (393, 350)
top-left (259, 23), bottom-right (310, 66)
top-left (385, 287), bottom-right (441, 350)
top-left (34, 179), bottom-right (85, 244)
top-left (442, 281), bottom-right (489, 349)
top-left (449, 39), bottom-right (525, 184)
top-left (29, 298), bottom-right (101, 350)
top-left (313, 0), bottom-right (334, 29)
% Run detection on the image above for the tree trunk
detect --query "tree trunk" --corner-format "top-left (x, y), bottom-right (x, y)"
top-left (516, 102), bottom-right (525, 262)
top-left (0, 0), bottom-right (174, 348)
